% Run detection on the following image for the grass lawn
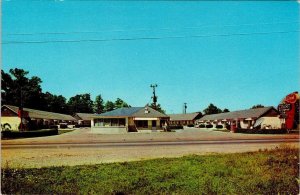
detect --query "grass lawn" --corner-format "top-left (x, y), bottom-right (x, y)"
top-left (1, 145), bottom-right (299, 194)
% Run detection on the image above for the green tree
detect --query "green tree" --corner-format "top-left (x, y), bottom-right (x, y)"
top-left (43, 92), bottom-right (68, 114)
top-left (114, 98), bottom-right (130, 109)
top-left (94, 95), bottom-right (105, 114)
top-left (149, 103), bottom-right (166, 114)
top-left (67, 93), bottom-right (94, 114)
top-left (223, 108), bottom-right (230, 113)
top-left (104, 101), bottom-right (115, 112)
top-left (1, 68), bottom-right (44, 110)
top-left (1, 70), bottom-right (14, 105)
top-left (251, 104), bottom-right (264, 109)
top-left (203, 103), bottom-right (222, 115)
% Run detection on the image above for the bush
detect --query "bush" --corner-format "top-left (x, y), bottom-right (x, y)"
top-left (199, 124), bottom-right (206, 128)
top-left (1, 129), bottom-right (58, 139)
top-left (236, 128), bottom-right (287, 134)
top-left (187, 124), bottom-right (194, 127)
top-left (216, 125), bottom-right (224, 129)
top-left (205, 124), bottom-right (213, 128)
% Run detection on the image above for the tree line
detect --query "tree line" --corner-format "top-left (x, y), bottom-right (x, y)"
top-left (202, 103), bottom-right (264, 115)
top-left (1, 68), bottom-right (130, 115)
top-left (2, 68), bottom-right (264, 116)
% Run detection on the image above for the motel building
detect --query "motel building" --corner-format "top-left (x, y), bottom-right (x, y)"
top-left (168, 112), bottom-right (202, 126)
top-left (91, 106), bottom-right (170, 134)
top-left (196, 106), bottom-right (281, 132)
top-left (73, 113), bottom-right (99, 127)
top-left (1, 105), bottom-right (77, 131)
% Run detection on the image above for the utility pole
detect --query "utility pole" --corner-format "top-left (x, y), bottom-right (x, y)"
top-left (183, 103), bottom-right (187, 114)
top-left (150, 84), bottom-right (158, 109)
top-left (19, 86), bottom-right (24, 131)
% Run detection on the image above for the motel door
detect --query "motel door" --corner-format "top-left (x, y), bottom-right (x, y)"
top-left (152, 120), bottom-right (156, 130)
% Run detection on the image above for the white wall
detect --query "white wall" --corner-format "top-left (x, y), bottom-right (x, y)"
top-left (91, 126), bottom-right (127, 134)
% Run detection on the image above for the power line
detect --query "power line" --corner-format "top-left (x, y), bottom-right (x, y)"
top-left (2, 30), bottom-right (299, 45)
top-left (4, 21), bottom-right (299, 36)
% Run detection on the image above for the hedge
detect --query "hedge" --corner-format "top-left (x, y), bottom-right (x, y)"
top-left (2, 129), bottom-right (58, 139)
top-left (236, 128), bottom-right (287, 134)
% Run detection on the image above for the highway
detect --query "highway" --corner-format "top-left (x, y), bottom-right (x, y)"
top-left (2, 138), bottom-right (299, 149)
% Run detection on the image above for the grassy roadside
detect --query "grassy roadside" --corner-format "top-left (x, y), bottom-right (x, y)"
top-left (1, 145), bottom-right (299, 194)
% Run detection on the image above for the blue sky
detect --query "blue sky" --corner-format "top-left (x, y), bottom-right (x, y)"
top-left (2, 1), bottom-right (299, 114)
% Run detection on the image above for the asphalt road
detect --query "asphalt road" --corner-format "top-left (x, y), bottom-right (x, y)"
top-left (2, 128), bottom-right (299, 168)
top-left (2, 138), bottom-right (299, 149)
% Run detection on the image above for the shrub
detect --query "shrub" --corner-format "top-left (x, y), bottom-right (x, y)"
top-left (205, 124), bottom-right (213, 128)
top-left (1, 129), bottom-right (58, 139)
top-left (216, 125), bottom-right (223, 129)
top-left (236, 129), bottom-right (287, 134)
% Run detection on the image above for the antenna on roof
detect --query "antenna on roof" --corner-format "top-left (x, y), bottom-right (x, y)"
top-left (150, 84), bottom-right (158, 109)
top-left (183, 103), bottom-right (187, 114)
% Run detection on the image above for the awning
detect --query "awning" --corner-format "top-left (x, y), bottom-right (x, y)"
top-left (134, 117), bottom-right (158, 121)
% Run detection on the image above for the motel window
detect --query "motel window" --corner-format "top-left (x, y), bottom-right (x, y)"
top-left (119, 119), bottom-right (125, 126)
top-left (136, 120), bottom-right (148, 128)
top-left (94, 118), bottom-right (126, 127)
top-left (94, 119), bottom-right (104, 126)
top-left (111, 119), bottom-right (119, 126)
top-left (103, 119), bottom-right (111, 126)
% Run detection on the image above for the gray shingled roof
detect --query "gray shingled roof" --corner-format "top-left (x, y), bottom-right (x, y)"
top-left (3, 105), bottom-right (76, 121)
top-left (198, 106), bottom-right (277, 121)
top-left (95, 106), bottom-right (169, 118)
top-left (74, 113), bottom-right (99, 120)
top-left (98, 107), bottom-right (143, 117)
top-left (132, 107), bottom-right (169, 118)
top-left (168, 113), bottom-right (201, 121)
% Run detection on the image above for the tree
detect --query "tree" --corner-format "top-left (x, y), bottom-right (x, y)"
top-left (1, 70), bottom-right (14, 105)
top-left (104, 101), bottom-right (115, 112)
top-left (43, 92), bottom-right (68, 114)
top-left (1, 68), bottom-right (44, 110)
top-left (223, 108), bottom-right (230, 113)
top-left (203, 103), bottom-right (222, 115)
top-left (94, 95), bottom-right (105, 114)
top-left (251, 104), bottom-right (264, 109)
top-left (114, 98), bottom-right (130, 109)
top-left (67, 93), bottom-right (94, 114)
top-left (149, 103), bottom-right (166, 114)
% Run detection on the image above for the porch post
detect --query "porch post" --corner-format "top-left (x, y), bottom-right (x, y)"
top-left (91, 118), bottom-right (94, 127)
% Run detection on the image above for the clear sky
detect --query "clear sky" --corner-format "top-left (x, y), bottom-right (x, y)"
top-left (2, 1), bottom-right (299, 114)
